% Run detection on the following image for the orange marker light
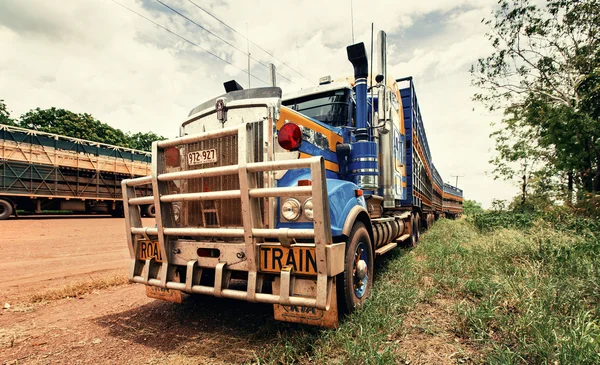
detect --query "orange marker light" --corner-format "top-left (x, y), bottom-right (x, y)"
top-left (165, 147), bottom-right (180, 167)
top-left (298, 180), bottom-right (312, 186)
top-left (355, 189), bottom-right (363, 197)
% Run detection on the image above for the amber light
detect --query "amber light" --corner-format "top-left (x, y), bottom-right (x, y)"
top-left (355, 189), bottom-right (363, 197)
top-left (298, 180), bottom-right (312, 186)
top-left (278, 123), bottom-right (302, 151)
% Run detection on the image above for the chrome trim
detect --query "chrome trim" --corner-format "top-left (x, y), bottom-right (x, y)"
top-left (351, 168), bottom-right (379, 173)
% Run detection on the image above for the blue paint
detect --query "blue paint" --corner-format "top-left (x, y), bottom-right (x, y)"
top-left (297, 140), bottom-right (338, 166)
top-left (276, 172), bottom-right (364, 237)
top-left (354, 78), bottom-right (369, 140)
top-left (348, 141), bottom-right (378, 191)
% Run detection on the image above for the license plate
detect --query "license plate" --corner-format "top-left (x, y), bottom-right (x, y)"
top-left (146, 285), bottom-right (182, 303)
top-left (187, 149), bottom-right (217, 165)
top-left (259, 245), bottom-right (317, 276)
top-left (138, 240), bottom-right (163, 262)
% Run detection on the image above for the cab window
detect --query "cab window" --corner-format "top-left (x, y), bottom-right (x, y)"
top-left (283, 89), bottom-right (351, 128)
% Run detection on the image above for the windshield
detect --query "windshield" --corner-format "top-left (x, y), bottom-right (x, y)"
top-left (282, 89), bottom-right (350, 128)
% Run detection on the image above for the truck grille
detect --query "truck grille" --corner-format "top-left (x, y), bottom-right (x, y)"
top-left (182, 123), bottom-right (264, 228)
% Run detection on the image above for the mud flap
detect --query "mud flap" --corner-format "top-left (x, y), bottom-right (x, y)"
top-left (272, 277), bottom-right (339, 328)
top-left (145, 285), bottom-right (183, 303)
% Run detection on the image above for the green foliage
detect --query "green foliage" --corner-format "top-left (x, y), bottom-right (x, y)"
top-left (470, 211), bottom-right (538, 232)
top-left (420, 219), bottom-right (600, 364)
top-left (491, 198), bottom-right (507, 211)
top-left (471, 208), bottom-right (600, 233)
top-left (463, 199), bottom-right (484, 216)
top-left (508, 190), bottom-right (554, 212)
top-left (253, 218), bottom-right (600, 364)
top-left (473, 0), bottom-right (600, 195)
top-left (0, 99), bottom-right (16, 126)
top-left (574, 193), bottom-right (600, 219)
top-left (10, 105), bottom-right (164, 151)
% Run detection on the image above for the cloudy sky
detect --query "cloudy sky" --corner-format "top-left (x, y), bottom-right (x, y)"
top-left (0, 0), bottom-right (518, 207)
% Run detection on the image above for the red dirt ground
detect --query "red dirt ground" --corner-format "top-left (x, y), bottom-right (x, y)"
top-left (0, 217), bottom-right (278, 364)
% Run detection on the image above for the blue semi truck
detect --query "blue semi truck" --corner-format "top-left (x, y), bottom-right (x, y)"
top-left (121, 30), bottom-right (463, 327)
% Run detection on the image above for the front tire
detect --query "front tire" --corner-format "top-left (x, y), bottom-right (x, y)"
top-left (338, 222), bottom-right (374, 314)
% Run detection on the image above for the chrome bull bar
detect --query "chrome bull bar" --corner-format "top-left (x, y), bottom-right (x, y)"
top-left (122, 122), bottom-right (338, 310)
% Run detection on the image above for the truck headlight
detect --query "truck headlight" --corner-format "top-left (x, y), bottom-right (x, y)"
top-left (303, 198), bottom-right (314, 220)
top-left (281, 198), bottom-right (301, 221)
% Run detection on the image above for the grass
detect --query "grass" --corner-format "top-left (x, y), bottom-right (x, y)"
top-left (28, 274), bottom-right (129, 303)
top-left (253, 216), bottom-right (600, 364)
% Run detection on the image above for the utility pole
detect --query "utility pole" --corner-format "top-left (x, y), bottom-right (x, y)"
top-left (451, 174), bottom-right (465, 188)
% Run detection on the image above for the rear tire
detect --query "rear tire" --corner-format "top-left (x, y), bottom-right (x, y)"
top-left (415, 213), bottom-right (421, 241)
top-left (337, 222), bottom-right (374, 314)
top-left (0, 199), bottom-right (13, 220)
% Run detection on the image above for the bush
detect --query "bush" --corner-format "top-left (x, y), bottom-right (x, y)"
top-left (471, 209), bottom-right (600, 235)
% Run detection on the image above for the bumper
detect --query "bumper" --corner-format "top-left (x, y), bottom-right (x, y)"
top-left (122, 122), bottom-right (342, 310)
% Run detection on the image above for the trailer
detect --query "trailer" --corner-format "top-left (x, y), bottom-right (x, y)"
top-left (0, 124), bottom-right (154, 219)
top-left (443, 183), bottom-right (464, 218)
top-left (120, 30), bottom-right (463, 327)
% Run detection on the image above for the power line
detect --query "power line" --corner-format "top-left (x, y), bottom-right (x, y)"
top-left (154, 0), bottom-right (293, 84)
top-left (185, 0), bottom-right (316, 85)
top-left (111, 0), bottom-right (269, 86)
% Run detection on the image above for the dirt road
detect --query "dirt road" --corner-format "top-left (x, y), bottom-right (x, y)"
top-left (0, 217), bottom-right (282, 364)
top-left (0, 285), bottom-right (280, 364)
top-left (0, 217), bottom-right (153, 303)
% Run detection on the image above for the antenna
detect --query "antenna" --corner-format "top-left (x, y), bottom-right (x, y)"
top-left (451, 174), bottom-right (465, 188)
top-left (269, 63), bottom-right (277, 87)
top-left (246, 22), bottom-right (251, 88)
top-left (370, 23), bottom-right (374, 130)
top-left (350, 0), bottom-right (355, 43)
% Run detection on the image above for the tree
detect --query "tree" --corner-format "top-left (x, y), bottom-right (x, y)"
top-left (18, 107), bottom-right (164, 152)
top-left (0, 100), bottom-right (17, 126)
top-left (472, 0), bottom-right (600, 198)
top-left (128, 131), bottom-right (166, 152)
top-left (463, 199), bottom-right (484, 216)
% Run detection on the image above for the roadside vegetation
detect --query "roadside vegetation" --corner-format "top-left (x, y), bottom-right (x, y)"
top-left (0, 99), bottom-right (164, 151)
top-left (254, 210), bottom-right (600, 364)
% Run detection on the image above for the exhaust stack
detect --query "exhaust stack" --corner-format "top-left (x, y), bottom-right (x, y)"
top-left (376, 30), bottom-right (388, 126)
top-left (347, 42), bottom-right (379, 191)
top-left (346, 42), bottom-right (369, 142)
top-left (375, 30), bottom-right (387, 84)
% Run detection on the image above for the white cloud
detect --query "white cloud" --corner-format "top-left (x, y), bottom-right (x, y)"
top-left (0, 0), bottom-right (517, 207)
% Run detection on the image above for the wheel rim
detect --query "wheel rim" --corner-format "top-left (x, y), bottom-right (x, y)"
top-left (353, 241), bottom-right (369, 298)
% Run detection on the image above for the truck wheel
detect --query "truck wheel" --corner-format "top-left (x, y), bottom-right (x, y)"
top-left (144, 204), bottom-right (156, 218)
top-left (408, 213), bottom-right (419, 246)
top-left (337, 222), bottom-right (374, 314)
top-left (110, 203), bottom-right (124, 218)
top-left (0, 199), bottom-right (13, 220)
top-left (415, 213), bottom-right (421, 240)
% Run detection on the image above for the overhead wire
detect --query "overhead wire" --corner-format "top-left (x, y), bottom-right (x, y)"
top-left (185, 0), bottom-right (317, 85)
top-left (110, 0), bottom-right (270, 86)
top-left (154, 0), bottom-right (294, 84)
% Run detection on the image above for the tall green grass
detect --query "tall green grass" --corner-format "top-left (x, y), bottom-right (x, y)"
top-left (255, 216), bottom-right (600, 364)
top-left (429, 217), bottom-right (600, 364)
